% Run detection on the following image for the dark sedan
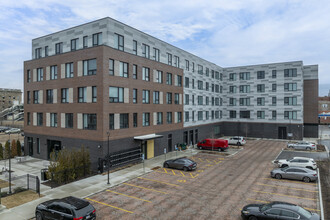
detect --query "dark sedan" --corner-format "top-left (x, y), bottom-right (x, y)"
top-left (163, 157), bottom-right (197, 171)
top-left (35, 196), bottom-right (96, 220)
top-left (241, 201), bottom-right (320, 220)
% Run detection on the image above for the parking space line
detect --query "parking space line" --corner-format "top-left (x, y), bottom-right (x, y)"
top-left (190, 173), bottom-right (199, 178)
top-left (206, 159), bottom-right (212, 163)
top-left (247, 199), bottom-right (320, 212)
top-left (256, 183), bottom-right (318, 193)
top-left (138, 177), bottom-right (180, 187)
top-left (253, 190), bottom-right (316, 201)
top-left (172, 170), bottom-right (176, 175)
top-left (164, 168), bottom-right (168, 174)
top-left (123, 183), bottom-right (168, 194)
top-left (85, 198), bottom-right (134, 213)
top-left (180, 171), bottom-right (185, 177)
top-left (262, 178), bottom-right (317, 185)
top-left (198, 158), bottom-right (204, 162)
top-left (106, 190), bottom-right (151, 203)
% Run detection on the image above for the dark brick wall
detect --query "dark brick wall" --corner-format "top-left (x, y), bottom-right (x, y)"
top-left (303, 124), bottom-right (318, 138)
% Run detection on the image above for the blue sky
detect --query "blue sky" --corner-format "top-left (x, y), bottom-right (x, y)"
top-left (1, 0), bottom-right (329, 96)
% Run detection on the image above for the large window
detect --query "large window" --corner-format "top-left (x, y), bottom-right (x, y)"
top-left (133, 113), bottom-right (137, 127)
top-left (284, 97), bottom-right (297, 106)
top-left (257, 84), bottom-right (265, 92)
top-left (174, 93), bottom-right (179, 104)
top-left (33, 90), bottom-right (39, 104)
top-left (133, 64), bottom-right (137, 79)
top-left (198, 96), bottom-right (203, 105)
top-left (284, 68), bottom-right (297, 77)
top-left (92, 86), bottom-right (97, 103)
top-left (66, 63), bottom-right (73, 78)
top-left (167, 53), bottom-right (172, 65)
top-left (35, 48), bottom-right (41, 59)
top-left (272, 84), bottom-right (276, 92)
top-left (167, 112), bottom-right (172, 124)
top-left (83, 114), bottom-right (97, 130)
top-left (109, 87), bottom-right (124, 103)
top-left (65, 113), bottom-right (73, 128)
top-left (229, 98), bottom-right (236, 106)
top-left (177, 75), bottom-right (182, 87)
top-left (142, 44), bottom-right (150, 58)
top-left (27, 112), bottom-right (31, 125)
top-left (272, 97), bottom-right (277, 106)
top-left (229, 86), bottom-right (237, 93)
top-left (185, 60), bottom-right (189, 71)
top-left (257, 97), bottom-right (265, 106)
top-left (239, 85), bottom-right (250, 93)
top-left (78, 87), bottom-right (87, 103)
top-left (272, 111), bottom-right (276, 119)
top-left (133, 89), bottom-right (137, 104)
top-left (156, 71), bottom-right (163, 83)
top-left (239, 98), bottom-right (250, 106)
top-left (83, 59), bottom-right (97, 75)
top-left (272, 70), bottom-right (277, 78)
top-left (46, 89), bottom-right (53, 104)
top-left (133, 40), bottom-right (137, 55)
top-left (206, 68), bottom-right (209, 76)
top-left (240, 72), bottom-right (250, 80)
top-left (37, 68), bottom-right (43, 81)
top-left (240, 111), bottom-right (250, 119)
top-left (37, 113), bottom-right (43, 126)
top-left (284, 83), bottom-right (297, 91)
top-left (142, 113), bottom-right (150, 126)
top-left (230, 111), bottom-right (236, 118)
top-left (257, 71), bottom-right (265, 79)
top-left (92, 33), bottom-right (102, 46)
top-left (198, 80), bottom-right (203, 90)
top-left (27, 70), bottom-right (31, 83)
top-left (83, 36), bottom-right (88, 48)
top-left (115, 33), bottom-right (124, 51)
top-left (185, 94), bottom-right (189, 105)
top-left (177, 112), bottom-right (182, 123)
top-left (166, 73), bottom-right (172, 85)
top-left (71, 38), bottom-right (78, 51)
top-left (142, 67), bottom-right (150, 81)
top-left (198, 65), bottom-right (203, 75)
top-left (109, 59), bottom-right (114, 75)
top-left (166, 92), bottom-right (172, 104)
top-left (153, 91), bottom-right (160, 104)
top-left (157, 112), bottom-right (163, 125)
top-left (174, 56), bottom-right (180, 68)
top-left (50, 113), bottom-right (57, 127)
top-left (55, 42), bottom-right (63, 54)
top-left (284, 111), bottom-right (297, 119)
top-left (45, 46), bottom-right (48, 57)
top-left (120, 113), bottom-right (129, 129)
top-left (142, 90), bottom-right (150, 104)
top-left (109, 114), bottom-right (114, 130)
top-left (198, 111), bottom-right (203, 120)
top-left (257, 111), bottom-right (265, 119)
top-left (50, 65), bottom-right (57, 80)
top-left (229, 73), bottom-right (236, 81)
top-left (27, 91), bottom-right (31, 104)
top-left (119, 62), bottom-right (128, 78)
top-left (61, 88), bottom-right (69, 103)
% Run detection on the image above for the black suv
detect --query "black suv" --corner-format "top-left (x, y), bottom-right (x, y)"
top-left (35, 196), bottom-right (96, 220)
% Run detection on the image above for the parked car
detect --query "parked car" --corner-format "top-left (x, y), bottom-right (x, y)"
top-left (163, 157), bottom-right (197, 171)
top-left (35, 196), bottom-right (96, 220)
top-left (287, 141), bottom-right (316, 150)
top-left (276, 156), bottom-right (317, 170)
top-left (197, 139), bottom-right (228, 151)
top-left (227, 136), bottom-right (246, 146)
top-left (5, 128), bottom-right (21, 134)
top-left (270, 166), bottom-right (318, 183)
top-left (0, 126), bottom-right (10, 133)
top-left (241, 201), bottom-right (320, 220)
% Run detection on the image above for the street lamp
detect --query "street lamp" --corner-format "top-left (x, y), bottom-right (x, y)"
top-left (107, 131), bottom-right (110, 185)
top-left (8, 133), bottom-right (11, 194)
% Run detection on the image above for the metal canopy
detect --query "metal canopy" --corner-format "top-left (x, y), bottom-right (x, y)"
top-left (134, 133), bottom-right (163, 141)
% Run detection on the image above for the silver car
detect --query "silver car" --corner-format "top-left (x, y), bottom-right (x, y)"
top-left (287, 141), bottom-right (316, 150)
top-left (270, 167), bottom-right (318, 183)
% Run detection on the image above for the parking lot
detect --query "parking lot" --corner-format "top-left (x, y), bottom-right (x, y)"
top-left (86, 140), bottom-right (320, 219)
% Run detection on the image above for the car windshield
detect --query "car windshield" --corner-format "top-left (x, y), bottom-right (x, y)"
top-left (280, 167), bottom-right (289, 171)
top-left (260, 204), bottom-right (271, 212)
top-left (297, 207), bottom-right (312, 218)
top-left (286, 158), bottom-right (293, 162)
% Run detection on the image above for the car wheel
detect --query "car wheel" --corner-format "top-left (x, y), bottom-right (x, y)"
top-left (183, 167), bottom-right (188, 172)
top-left (303, 177), bottom-right (311, 183)
top-left (306, 147), bottom-right (311, 150)
top-left (164, 163), bottom-right (169, 168)
top-left (237, 142), bottom-right (241, 146)
top-left (275, 174), bottom-right (282, 179)
top-left (248, 216), bottom-right (257, 220)
top-left (36, 212), bottom-right (43, 220)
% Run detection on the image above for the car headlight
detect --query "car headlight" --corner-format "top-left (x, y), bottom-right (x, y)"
top-left (242, 210), bottom-right (249, 214)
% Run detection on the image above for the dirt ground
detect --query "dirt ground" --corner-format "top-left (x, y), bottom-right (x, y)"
top-left (86, 140), bottom-right (319, 220)
top-left (318, 159), bottom-right (330, 219)
top-left (1, 190), bottom-right (42, 209)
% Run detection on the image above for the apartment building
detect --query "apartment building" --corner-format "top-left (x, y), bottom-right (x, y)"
top-left (319, 95), bottom-right (330, 124)
top-left (24, 17), bottom-right (318, 166)
top-left (0, 88), bottom-right (22, 110)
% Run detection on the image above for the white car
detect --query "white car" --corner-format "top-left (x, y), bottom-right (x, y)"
top-left (276, 157), bottom-right (317, 170)
top-left (5, 128), bottom-right (21, 134)
top-left (287, 141), bottom-right (316, 150)
top-left (227, 136), bottom-right (246, 146)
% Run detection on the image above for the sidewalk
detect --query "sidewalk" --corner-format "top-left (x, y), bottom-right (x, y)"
top-left (0, 147), bottom-right (199, 220)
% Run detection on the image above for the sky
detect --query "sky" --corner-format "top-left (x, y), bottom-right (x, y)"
top-left (0, 0), bottom-right (329, 96)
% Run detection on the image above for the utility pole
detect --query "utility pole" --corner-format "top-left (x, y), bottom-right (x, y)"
top-left (9, 133), bottom-right (12, 194)
top-left (107, 131), bottom-right (110, 185)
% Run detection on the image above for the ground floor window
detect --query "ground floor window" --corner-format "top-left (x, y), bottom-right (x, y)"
top-left (83, 114), bottom-right (97, 130)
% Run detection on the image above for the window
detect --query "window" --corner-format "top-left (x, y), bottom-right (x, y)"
top-left (142, 113), bottom-right (150, 126)
top-left (272, 97), bottom-right (276, 106)
top-left (229, 86), bottom-right (237, 93)
top-left (177, 75), bottom-right (182, 87)
top-left (177, 112), bottom-right (182, 123)
top-left (257, 111), bottom-right (265, 119)
top-left (78, 87), bottom-right (87, 103)
top-left (35, 48), bottom-right (41, 59)
top-left (174, 93), bottom-right (179, 104)
top-left (92, 86), bottom-right (97, 103)
top-left (230, 111), bottom-right (236, 118)
top-left (281, 210), bottom-right (299, 218)
top-left (27, 70), bottom-right (31, 83)
top-left (257, 71), bottom-right (265, 79)
top-left (284, 111), bottom-right (297, 119)
top-left (229, 98), bottom-right (236, 106)
top-left (185, 60), bottom-right (189, 71)
top-left (109, 114), bottom-right (114, 130)
top-left (133, 113), bottom-right (137, 127)
top-left (50, 113), bottom-right (57, 127)
top-left (215, 71), bottom-right (220, 80)
top-left (192, 111), bottom-right (195, 121)
top-left (167, 112), bottom-right (172, 124)
top-left (239, 98), bottom-right (250, 106)
top-left (284, 83), bottom-right (297, 91)
top-left (27, 91), bottom-right (31, 104)
top-left (215, 85), bottom-right (219, 93)
top-left (55, 42), bottom-right (63, 54)
top-left (133, 40), bottom-right (137, 55)
top-left (211, 96), bottom-right (214, 106)
top-left (37, 113), bottom-right (43, 126)
top-left (83, 59), bottom-right (97, 75)
top-left (197, 65), bottom-right (203, 75)
top-left (61, 88), bottom-right (69, 103)
top-left (93, 33), bottom-right (102, 46)
top-left (37, 138), bottom-right (40, 154)
top-left (212, 84), bottom-right (214, 92)
top-left (46, 89), bottom-right (53, 104)
top-left (115, 33), bottom-right (124, 51)
top-left (284, 68), bottom-right (297, 77)
top-left (257, 97), bottom-right (265, 106)
top-left (133, 89), bottom-right (137, 104)
top-left (37, 68), bottom-right (43, 81)
top-left (156, 71), bottom-right (163, 83)
top-left (272, 111), bottom-right (276, 119)
top-left (215, 111), bottom-right (220, 119)
top-left (33, 90), bottom-right (39, 104)
top-left (153, 91), bottom-right (160, 104)
top-left (284, 97), bottom-right (297, 105)
top-left (272, 70), bottom-right (276, 78)
top-left (153, 48), bottom-right (160, 61)
top-left (167, 53), bottom-right (172, 65)
top-left (142, 90), bottom-right (150, 104)
top-left (272, 84), bottom-right (276, 92)
top-left (198, 111), bottom-right (203, 121)
top-left (240, 72), bottom-right (250, 80)
top-left (166, 93), bottom-right (172, 104)
top-left (215, 98), bottom-right (220, 106)
top-left (205, 111), bottom-right (209, 120)
top-left (257, 84), bottom-right (265, 92)
top-left (142, 67), bottom-right (150, 81)
top-left (185, 94), bottom-right (189, 105)
top-left (166, 73), bottom-right (172, 85)
top-left (198, 96), bottom-right (203, 105)
top-left (192, 79), bottom-right (195, 89)
top-left (192, 62), bottom-right (195, 72)
top-left (211, 70), bottom-right (215, 78)
top-left (205, 97), bottom-right (209, 105)
top-left (27, 112), bottom-right (31, 125)
top-left (109, 59), bottom-right (114, 75)
top-left (120, 113), bottom-right (129, 129)
top-left (205, 82), bottom-right (209, 91)
top-left (83, 114), bottom-right (97, 130)
top-left (66, 63), bottom-right (74, 78)
top-left (174, 56), bottom-right (179, 68)
top-left (83, 36), bottom-right (88, 48)
top-left (185, 77), bottom-right (189, 88)
top-left (185, 111), bottom-right (189, 122)
top-left (198, 80), bottom-right (203, 90)
top-left (240, 111), bottom-right (250, 119)
top-left (205, 68), bottom-right (209, 77)
top-left (119, 62), bottom-right (128, 78)
top-left (65, 113), bottom-right (73, 128)
top-left (45, 46), bottom-right (48, 57)
top-left (71, 38), bottom-right (78, 51)
top-left (50, 65), bottom-right (57, 80)
top-left (157, 112), bottom-right (163, 125)
top-left (142, 44), bottom-right (150, 58)
top-left (133, 64), bottom-right (137, 79)
top-left (229, 73), bottom-right (236, 81)
top-left (109, 87), bottom-right (124, 103)
top-left (239, 85), bottom-right (250, 93)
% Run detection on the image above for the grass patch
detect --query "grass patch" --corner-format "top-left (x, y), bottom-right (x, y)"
top-left (1, 190), bottom-right (43, 209)
top-left (0, 179), bottom-right (9, 188)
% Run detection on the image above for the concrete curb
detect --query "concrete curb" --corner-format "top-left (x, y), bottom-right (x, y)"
top-left (317, 168), bottom-right (325, 220)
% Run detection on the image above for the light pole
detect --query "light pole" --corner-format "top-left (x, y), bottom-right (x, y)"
top-left (107, 131), bottom-right (110, 185)
top-left (9, 133), bottom-right (12, 194)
